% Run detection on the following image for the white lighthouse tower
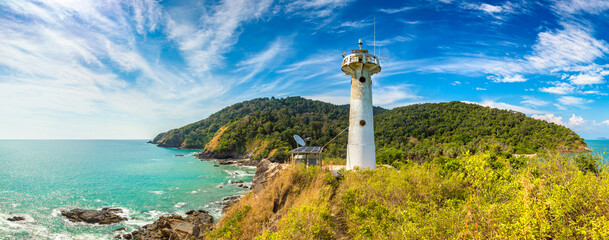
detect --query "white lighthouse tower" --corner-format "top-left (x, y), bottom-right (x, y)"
top-left (341, 39), bottom-right (381, 170)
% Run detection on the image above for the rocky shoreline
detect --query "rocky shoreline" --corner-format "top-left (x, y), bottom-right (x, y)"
top-left (119, 209), bottom-right (214, 240)
top-left (115, 159), bottom-right (280, 239)
top-left (193, 150), bottom-right (258, 166)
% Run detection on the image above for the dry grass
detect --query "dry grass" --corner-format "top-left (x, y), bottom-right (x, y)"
top-left (205, 125), bottom-right (229, 150)
top-left (208, 164), bottom-right (337, 239)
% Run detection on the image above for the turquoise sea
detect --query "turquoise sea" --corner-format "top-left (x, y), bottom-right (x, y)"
top-left (0, 140), bottom-right (254, 239)
top-left (586, 140), bottom-right (609, 162)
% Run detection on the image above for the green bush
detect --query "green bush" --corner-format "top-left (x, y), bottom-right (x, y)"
top-left (574, 153), bottom-right (602, 174)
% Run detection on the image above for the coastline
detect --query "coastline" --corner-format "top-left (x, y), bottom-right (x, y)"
top-left (0, 140), bottom-right (256, 239)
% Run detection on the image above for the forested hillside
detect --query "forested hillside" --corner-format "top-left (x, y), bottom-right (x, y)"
top-left (152, 97), bottom-right (588, 162)
top-left (374, 102), bottom-right (589, 163)
top-left (152, 97), bottom-right (353, 160)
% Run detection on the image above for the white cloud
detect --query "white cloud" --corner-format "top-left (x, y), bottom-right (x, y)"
top-left (166, 0), bottom-right (274, 73)
top-left (489, 74), bottom-right (527, 83)
top-left (554, 104), bottom-right (568, 110)
top-left (521, 96), bottom-right (549, 107)
top-left (372, 35), bottom-right (413, 47)
top-left (336, 19), bottom-right (373, 30)
top-left (411, 57), bottom-right (526, 77)
top-left (568, 73), bottom-right (605, 85)
top-left (526, 24), bottom-right (609, 71)
top-left (474, 100), bottom-right (544, 115)
top-left (603, 120), bottom-right (609, 126)
top-left (461, 1), bottom-right (524, 21)
top-left (582, 90), bottom-right (608, 95)
top-left (532, 114), bottom-right (565, 125)
top-left (553, 0), bottom-right (609, 14)
top-left (539, 82), bottom-right (575, 95)
top-left (557, 96), bottom-right (591, 106)
top-left (373, 85), bottom-right (420, 106)
top-left (399, 20), bottom-right (422, 25)
top-left (475, 87), bottom-right (486, 91)
top-left (378, 6), bottom-right (414, 14)
top-left (235, 37), bottom-right (292, 83)
top-left (568, 114), bottom-right (585, 126)
top-left (532, 113), bottom-right (588, 127)
top-left (468, 3), bottom-right (503, 14)
top-left (305, 84), bottom-right (419, 107)
top-left (285, 0), bottom-right (353, 18)
top-left (0, 0), bottom-right (284, 138)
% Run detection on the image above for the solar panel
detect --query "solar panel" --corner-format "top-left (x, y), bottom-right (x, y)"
top-left (291, 146), bottom-right (322, 153)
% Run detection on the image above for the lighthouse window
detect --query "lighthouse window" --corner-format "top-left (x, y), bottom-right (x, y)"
top-left (359, 120), bottom-right (366, 126)
top-left (359, 77), bottom-right (366, 83)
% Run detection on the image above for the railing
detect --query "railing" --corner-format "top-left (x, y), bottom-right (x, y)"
top-left (342, 53), bottom-right (380, 66)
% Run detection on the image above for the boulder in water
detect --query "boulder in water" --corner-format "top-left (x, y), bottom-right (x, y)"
top-left (7, 216), bottom-right (25, 222)
top-left (60, 208), bottom-right (127, 224)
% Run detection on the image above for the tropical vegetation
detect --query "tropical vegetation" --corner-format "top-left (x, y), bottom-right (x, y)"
top-left (152, 97), bottom-right (587, 163)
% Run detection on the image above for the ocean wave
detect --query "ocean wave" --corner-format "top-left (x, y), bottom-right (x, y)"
top-left (149, 191), bottom-right (164, 195)
top-left (0, 212), bottom-right (48, 239)
top-left (223, 169), bottom-right (255, 177)
top-left (174, 202), bottom-right (187, 208)
top-left (49, 233), bottom-right (114, 240)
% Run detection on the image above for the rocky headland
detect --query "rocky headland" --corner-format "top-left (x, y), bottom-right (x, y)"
top-left (193, 150), bottom-right (258, 166)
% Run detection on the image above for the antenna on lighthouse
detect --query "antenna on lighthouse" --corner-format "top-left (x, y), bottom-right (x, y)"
top-left (374, 16), bottom-right (376, 57)
top-left (358, 39), bottom-right (362, 50)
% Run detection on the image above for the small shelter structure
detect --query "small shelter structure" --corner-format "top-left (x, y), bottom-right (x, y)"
top-left (290, 146), bottom-right (323, 166)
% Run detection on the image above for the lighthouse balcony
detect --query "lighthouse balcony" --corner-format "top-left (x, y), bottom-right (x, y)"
top-left (342, 53), bottom-right (379, 67)
top-left (341, 52), bottom-right (381, 75)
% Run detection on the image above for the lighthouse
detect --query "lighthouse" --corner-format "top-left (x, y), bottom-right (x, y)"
top-left (341, 39), bottom-right (381, 170)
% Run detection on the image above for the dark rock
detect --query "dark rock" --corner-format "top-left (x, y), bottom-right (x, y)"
top-left (252, 159), bottom-right (283, 194)
top-left (238, 184), bottom-right (243, 187)
top-left (232, 180), bottom-right (244, 184)
top-left (194, 150), bottom-right (234, 160)
top-left (194, 150), bottom-right (258, 166)
top-left (174, 154), bottom-right (185, 157)
top-left (113, 227), bottom-right (126, 232)
top-left (220, 196), bottom-right (242, 213)
top-left (60, 208), bottom-right (127, 224)
top-left (7, 216), bottom-right (25, 221)
top-left (128, 210), bottom-right (213, 240)
top-left (213, 165), bottom-right (219, 167)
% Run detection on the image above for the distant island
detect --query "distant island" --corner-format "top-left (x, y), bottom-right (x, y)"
top-left (598, 137), bottom-right (609, 140)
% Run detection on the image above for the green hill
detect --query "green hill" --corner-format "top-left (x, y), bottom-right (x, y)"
top-left (152, 97), bottom-right (588, 162)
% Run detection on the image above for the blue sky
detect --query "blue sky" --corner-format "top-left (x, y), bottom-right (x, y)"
top-left (1, 0), bottom-right (608, 139)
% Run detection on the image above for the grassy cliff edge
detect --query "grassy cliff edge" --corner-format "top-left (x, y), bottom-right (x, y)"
top-left (209, 152), bottom-right (608, 239)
